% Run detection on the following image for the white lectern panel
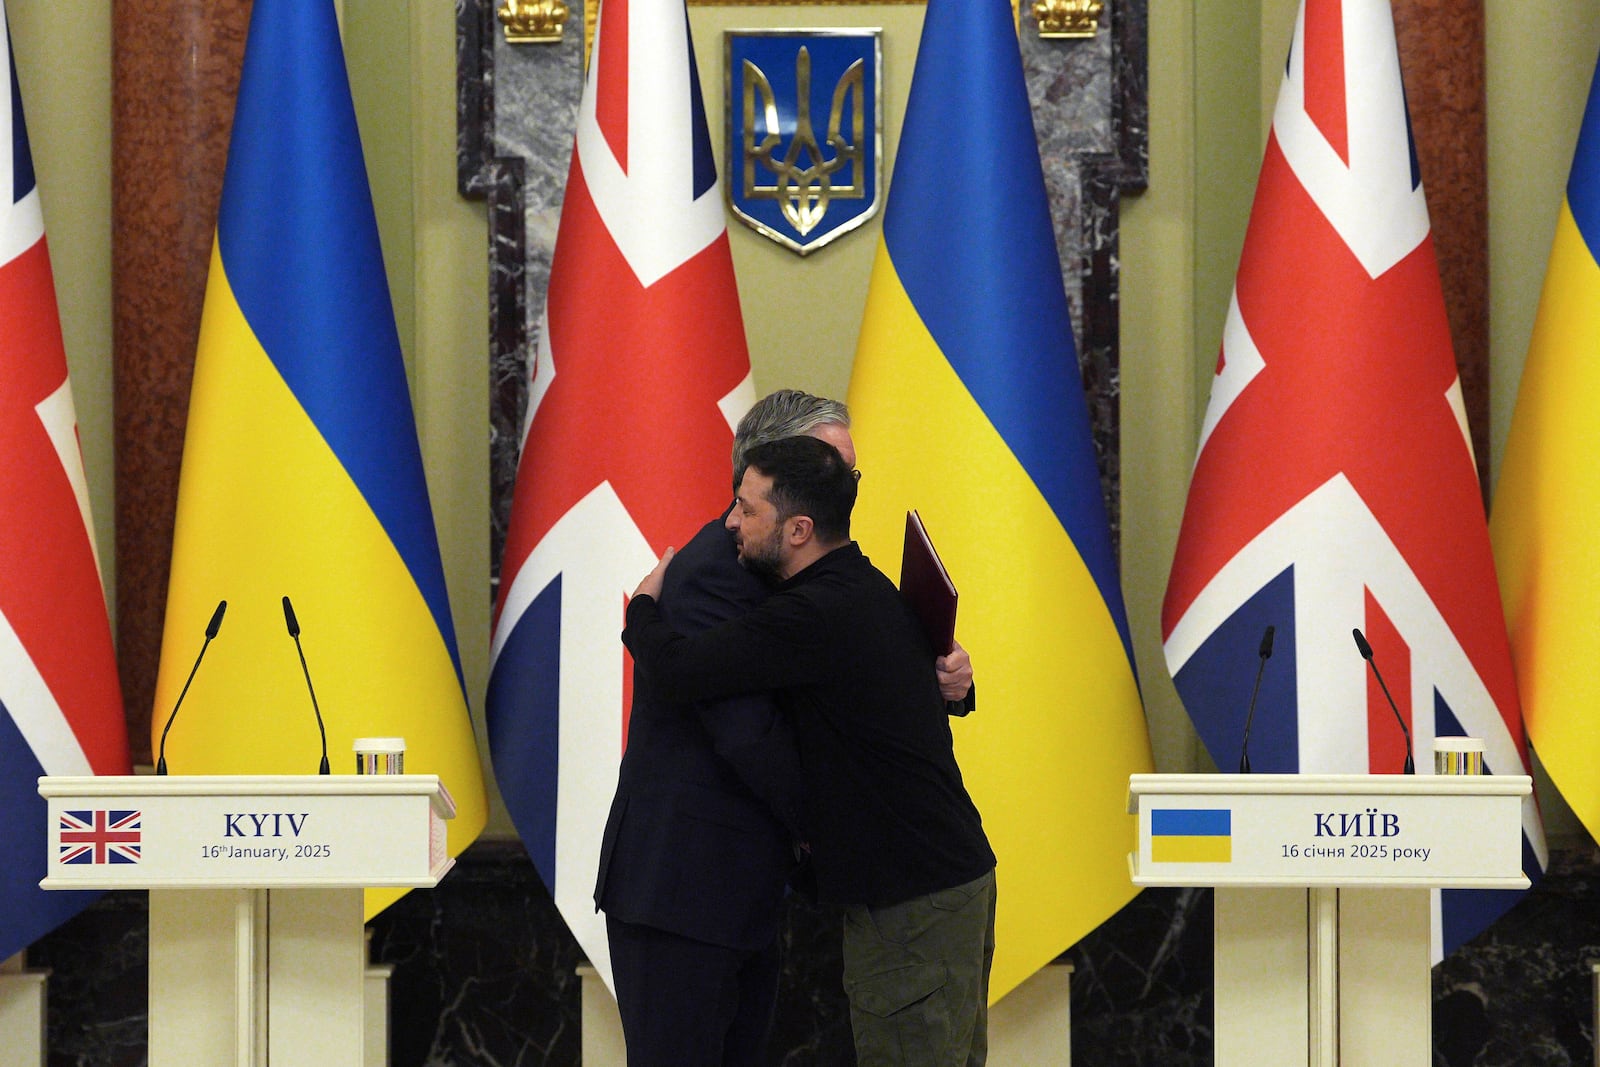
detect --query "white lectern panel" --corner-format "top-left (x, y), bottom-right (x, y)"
top-left (39, 774), bottom-right (454, 889)
top-left (1128, 772), bottom-right (1528, 889)
top-left (1129, 773), bottom-right (1531, 1067)
top-left (39, 774), bottom-right (456, 1067)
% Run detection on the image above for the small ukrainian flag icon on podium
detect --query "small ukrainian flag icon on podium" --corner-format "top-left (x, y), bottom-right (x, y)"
top-left (1151, 809), bottom-right (1233, 863)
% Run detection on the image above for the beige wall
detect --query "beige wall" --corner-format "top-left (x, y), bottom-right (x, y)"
top-left (1487, 3), bottom-right (1600, 473)
top-left (689, 5), bottom-right (925, 401)
top-left (10, 2), bottom-right (116, 613)
top-left (1121, 2), bottom-right (1201, 774)
top-left (18, 1), bottom-right (1595, 842)
top-left (341, 0), bottom-right (499, 824)
top-left (1485, 2), bottom-right (1600, 844)
top-left (1122, 0), bottom-right (1299, 774)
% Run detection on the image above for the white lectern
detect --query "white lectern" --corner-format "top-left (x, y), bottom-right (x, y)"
top-left (1128, 773), bottom-right (1529, 1067)
top-left (39, 775), bottom-right (454, 1067)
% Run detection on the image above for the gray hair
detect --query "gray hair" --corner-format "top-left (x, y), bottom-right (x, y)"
top-left (732, 389), bottom-right (849, 488)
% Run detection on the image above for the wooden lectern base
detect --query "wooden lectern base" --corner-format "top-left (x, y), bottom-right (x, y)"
top-left (148, 888), bottom-right (366, 1066)
top-left (1215, 886), bottom-right (1431, 1066)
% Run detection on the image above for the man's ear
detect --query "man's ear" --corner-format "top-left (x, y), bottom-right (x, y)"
top-left (788, 515), bottom-right (815, 546)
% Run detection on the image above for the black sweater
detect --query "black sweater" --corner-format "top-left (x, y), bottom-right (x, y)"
top-left (623, 542), bottom-right (994, 908)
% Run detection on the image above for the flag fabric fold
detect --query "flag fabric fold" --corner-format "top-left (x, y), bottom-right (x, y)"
top-left (1492, 51), bottom-right (1600, 849)
top-left (0, 1), bottom-right (129, 959)
top-left (1163, 0), bottom-right (1545, 957)
top-left (153, 0), bottom-right (485, 917)
top-left (845, 0), bottom-right (1152, 1001)
top-left (486, 0), bottom-right (753, 987)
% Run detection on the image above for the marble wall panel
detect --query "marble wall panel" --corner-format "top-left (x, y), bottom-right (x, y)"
top-left (458, 0), bottom-right (583, 579)
top-left (1434, 848), bottom-right (1600, 1067)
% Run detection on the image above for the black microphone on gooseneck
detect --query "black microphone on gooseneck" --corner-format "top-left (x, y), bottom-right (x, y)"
top-left (283, 596), bottom-right (331, 775)
top-left (1352, 628), bottom-right (1415, 774)
top-left (155, 599), bottom-right (227, 775)
top-left (1238, 624), bottom-right (1275, 773)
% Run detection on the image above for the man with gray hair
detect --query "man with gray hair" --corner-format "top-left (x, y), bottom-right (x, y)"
top-left (594, 389), bottom-right (971, 1065)
top-left (730, 387), bottom-right (853, 484)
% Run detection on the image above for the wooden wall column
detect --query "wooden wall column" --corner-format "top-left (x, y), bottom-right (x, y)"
top-left (111, 1), bottom-right (251, 761)
top-left (1395, 0), bottom-right (1489, 487)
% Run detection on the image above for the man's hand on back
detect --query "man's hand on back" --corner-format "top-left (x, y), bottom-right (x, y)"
top-left (632, 546), bottom-right (676, 602)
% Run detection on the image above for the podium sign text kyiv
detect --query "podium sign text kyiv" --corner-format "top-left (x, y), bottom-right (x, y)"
top-left (725, 29), bottom-right (882, 255)
top-left (41, 776), bottom-right (453, 889)
top-left (1132, 776), bottom-right (1526, 886)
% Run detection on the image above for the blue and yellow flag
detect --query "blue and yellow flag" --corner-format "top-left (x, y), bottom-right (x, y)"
top-left (1492, 53), bottom-right (1600, 848)
top-left (846, 0), bottom-right (1152, 1000)
top-left (153, 0), bottom-right (486, 914)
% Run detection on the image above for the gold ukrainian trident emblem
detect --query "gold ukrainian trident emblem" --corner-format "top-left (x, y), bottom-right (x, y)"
top-left (726, 30), bottom-right (882, 255)
top-left (743, 48), bottom-right (864, 237)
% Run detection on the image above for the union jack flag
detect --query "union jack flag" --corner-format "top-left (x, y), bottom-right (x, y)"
top-left (0, 1), bottom-right (129, 958)
top-left (1162, 0), bottom-right (1545, 957)
top-left (484, 0), bottom-right (753, 987)
top-left (58, 810), bottom-right (141, 866)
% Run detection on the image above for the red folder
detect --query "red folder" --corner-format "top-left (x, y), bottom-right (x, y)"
top-left (900, 510), bottom-right (957, 655)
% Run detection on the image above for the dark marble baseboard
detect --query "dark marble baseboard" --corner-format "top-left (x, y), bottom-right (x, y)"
top-left (1433, 847), bottom-right (1600, 1067)
top-left (27, 890), bottom-right (148, 1066)
top-left (27, 840), bottom-right (1600, 1065)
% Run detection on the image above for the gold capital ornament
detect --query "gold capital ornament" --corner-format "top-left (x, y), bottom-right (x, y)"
top-left (1032, 0), bottom-right (1103, 39)
top-left (499, 0), bottom-right (570, 44)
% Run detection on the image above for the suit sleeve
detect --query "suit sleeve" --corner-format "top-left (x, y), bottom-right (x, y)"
top-left (652, 524), bottom-right (807, 836)
top-left (697, 700), bottom-right (807, 837)
top-left (625, 591), bottom-right (830, 704)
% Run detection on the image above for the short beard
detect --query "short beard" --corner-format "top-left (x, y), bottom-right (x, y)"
top-left (738, 526), bottom-right (785, 580)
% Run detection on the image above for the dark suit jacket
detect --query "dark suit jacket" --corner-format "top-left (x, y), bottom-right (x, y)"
top-left (594, 515), bottom-right (805, 951)
top-left (624, 542), bottom-right (994, 909)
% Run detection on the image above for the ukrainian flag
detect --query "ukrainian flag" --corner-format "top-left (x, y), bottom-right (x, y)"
top-left (153, 0), bottom-right (486, 915)
top-left (846, 0), bottom-right (1152, 1000)
top-left (1492, 54), bottom-right (1600, 848)
top-left (1150, 810), bottom-right (1232, 864)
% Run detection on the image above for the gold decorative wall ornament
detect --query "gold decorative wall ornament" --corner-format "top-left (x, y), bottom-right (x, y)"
top-left (1032, 0), bottom-right (1102, 39)
top-left (499, 0), bottom-right (570, 44)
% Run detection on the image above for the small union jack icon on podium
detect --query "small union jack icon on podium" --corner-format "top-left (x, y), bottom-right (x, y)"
top-left (59, 810), bottom-right (142, 865)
